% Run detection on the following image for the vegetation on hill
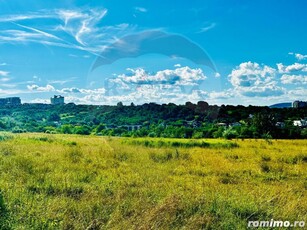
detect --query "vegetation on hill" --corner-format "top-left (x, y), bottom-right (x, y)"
top-left (0, 102), bottom-right (306, 139)
top-left (0, 133), bottom-right (306, 229)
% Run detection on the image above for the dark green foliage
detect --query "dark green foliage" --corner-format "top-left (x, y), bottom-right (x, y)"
top-left (124, 138), bottom-right (238, 149)
top-left (0, 103), bottom-right (306, 139)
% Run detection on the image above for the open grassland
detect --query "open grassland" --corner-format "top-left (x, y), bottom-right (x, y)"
top-left (0, 133), bottom-right (306, 229)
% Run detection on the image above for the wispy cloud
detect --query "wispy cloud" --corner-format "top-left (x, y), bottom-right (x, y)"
top-left (0, 8), bottom-right (135, 56)
top-left (198, 23), bottom-right (216, 33)
top-left (55, 8), bottom-right (108, 46)
top-left (0, 77), bottom-right (10, 82)
top-left (69, 54), bottom-right (91, 58)
top-left (134, 7), bottom-right (148, 13)
top-left (13, 22), bottom-right (64, 41)
top-left (0, 13), bottom-right (55, 23)
top-left (0, 70), bottom-right (9, 77)
top-left (47, 77), bottom-right (77, 85)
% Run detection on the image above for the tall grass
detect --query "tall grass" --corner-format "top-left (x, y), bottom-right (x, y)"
top-left (0, 133), bottom-right (306, 229)
top-left (123, 138), bottom-right (239, 149)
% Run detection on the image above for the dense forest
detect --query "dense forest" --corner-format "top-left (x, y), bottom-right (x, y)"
top-left (0, 101), bottom-right (306, 139)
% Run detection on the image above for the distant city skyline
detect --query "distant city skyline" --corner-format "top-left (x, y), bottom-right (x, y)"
top-left (0, 0), bottom-right (306, 105)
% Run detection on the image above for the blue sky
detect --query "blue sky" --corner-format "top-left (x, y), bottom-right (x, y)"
top-left (0, 0), bottom-right (306, 105)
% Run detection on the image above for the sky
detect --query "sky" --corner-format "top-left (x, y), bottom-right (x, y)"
top-left (0, 0), bottom-right (306, 106)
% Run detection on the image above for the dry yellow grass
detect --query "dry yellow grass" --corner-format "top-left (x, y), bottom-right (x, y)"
top-left (0, 133), bottom-right (306, 229)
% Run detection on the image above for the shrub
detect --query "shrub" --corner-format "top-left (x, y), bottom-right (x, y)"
top-left (223, 129), bottom-right (238, 140)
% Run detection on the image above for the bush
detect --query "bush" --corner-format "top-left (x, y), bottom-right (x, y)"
top-left (223, 128), bottom-right (238, 140)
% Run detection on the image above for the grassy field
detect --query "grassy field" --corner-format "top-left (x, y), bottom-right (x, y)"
top-left (0, 133), bottom-right (306, 229)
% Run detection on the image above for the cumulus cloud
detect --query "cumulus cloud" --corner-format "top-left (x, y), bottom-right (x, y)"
top-left (289, 52), bottom-right (307, 61)
top-left (78, 88), bottom-right (106, 94)
top-left (229, 62), bottom-right (276, 87)
top-left (287, 87), bottom-right (307, 98)
top-left (228, 62), bottom-right (284, 97)
top-left (27, 84), bottom-right (106, 95)
top-left (47, 81), bottom-right (209, 105)
top-left (60, 87), bottom-right (81, 93)
top-left (229, 62), bottom-right (285, 97)
top-left (239, 84), bottom-right (285, 97)
top-left (281, 74), bottom-right (307, 85)
top-left (277, 63), bottom-right (307, 73)
top-left (113, 66), bottom-right (207, 87)
top-left (209, 90), bottom-right (234, 99)
top-left (27, 84), bottom-right (55, 92)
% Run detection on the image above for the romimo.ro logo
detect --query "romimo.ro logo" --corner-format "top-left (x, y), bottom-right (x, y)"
top-left (248, 220), bottom-right (305, 228)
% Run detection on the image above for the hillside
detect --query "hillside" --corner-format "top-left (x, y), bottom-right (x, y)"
top-left (269, 102), bottom-right (292, 108)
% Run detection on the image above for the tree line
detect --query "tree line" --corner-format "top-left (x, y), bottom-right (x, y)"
top-left (0, 101), bottom-right (306, 139)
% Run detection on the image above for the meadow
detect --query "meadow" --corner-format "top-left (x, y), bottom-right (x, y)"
top-left (0, 133), bottom-right (306, 229)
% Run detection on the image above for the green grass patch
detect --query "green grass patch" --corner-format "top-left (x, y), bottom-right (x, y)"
top-left (123, 138), bottom-right (239, 149)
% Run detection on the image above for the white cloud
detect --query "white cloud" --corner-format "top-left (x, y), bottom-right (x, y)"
top-left (289, 52), bottom-right (307, 61)
top-left (55, 8), bottom-right (108, 46)
top-left (0, 63), bottom-right (7, 66)
top-left (26, 83), bottom-right (106, 96)
top-left (229, 62), bottom-right (276, 87)
top-left (27, 84), bottom-right (55, 92)
top-left (0, 88), bottom-right (28, 96)
top-left (0, 29), bottom-right (55, 43)
top-left (60, 87), bottom-right (81, 93)
top-left (0, 13), bottom-right (55, 23)
top-left (277, 63), bottom-right (307, 73)
top-left (281, 74), bottom-right (307, 85)
top-left (30, 98), bottom-right (50, 104)
top-left (78, 88), bottom-right (106, 94)
top-left (239, 83), bottom-right (285, 97)
top-left (14, 23), bottom-right (63, 41)
top-left (29, 78), bottom-right (209, 105)
top-left (228, 61), bottom-right (284, 97)
top-left (0, 8), bottom-right (135, 55)
top-left (113, 66), bottom-right (207, 87)
top-left (287, 87), bottom-right (307, 98)
top-left (134, 7), bottom-right (148, 13)
top-left (58, 87), bottom-right (106, 95)
top-left (69, 54), bottom-right (91, 58)
top-left (1, 83), bottom-right (17, 88)
top-left (0, 77), bottom-right (10, 82)
top-left (198, 23), bottom-right (216, 33)
top-left (47, 77), bottom-right (76, 85)
top-left (209, 90), bottom-right (234, 99)
top-left (0, 70), bottom-right (9, 77)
